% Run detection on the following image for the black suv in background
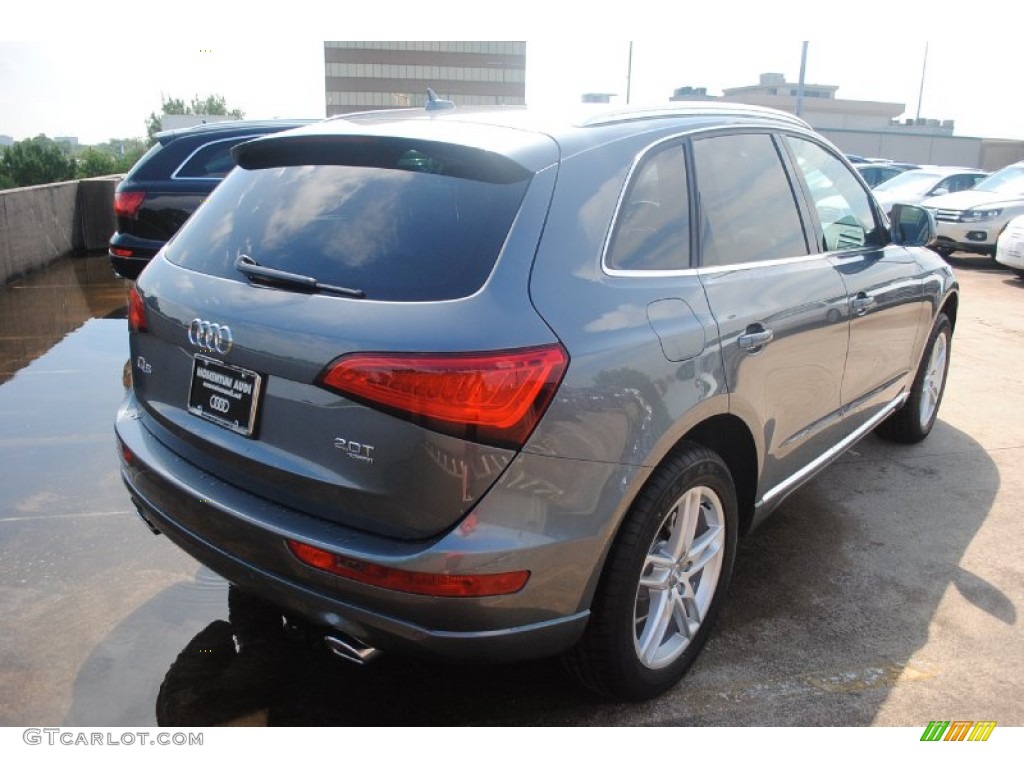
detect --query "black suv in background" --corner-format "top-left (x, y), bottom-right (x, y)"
top-left (108, 119), bottom-right (312, 279)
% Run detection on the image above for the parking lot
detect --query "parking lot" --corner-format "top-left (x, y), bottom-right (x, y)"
top-left (0, 252), bottom-right (1021, 727)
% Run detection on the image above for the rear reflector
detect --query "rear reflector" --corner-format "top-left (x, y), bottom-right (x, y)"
top-left (317, 345), bottom-right (568, 449)
top-left (110, 247), bottom-right (134, 258)
top-left (114, 190), bottom-right (146, 218)
top-left (117, 437), bottom-right (136, 466)
top-left (128, 286), bottom-right (147, 332)
top-left (286, 540), bottom-right (529, 597)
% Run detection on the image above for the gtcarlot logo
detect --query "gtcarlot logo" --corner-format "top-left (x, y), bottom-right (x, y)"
top-left (920, 720), bottom-right (997, 742)
top-left (23, 729), bottom-right (203, 747)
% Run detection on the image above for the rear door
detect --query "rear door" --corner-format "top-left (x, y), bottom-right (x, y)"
top-left (692, 131), bottom-right (850, 499)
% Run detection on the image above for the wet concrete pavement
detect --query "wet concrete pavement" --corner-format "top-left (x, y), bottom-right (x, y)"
top-left (0, 253), bottom-right (1022, 726)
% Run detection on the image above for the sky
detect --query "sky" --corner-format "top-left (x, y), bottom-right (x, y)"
top-left (2, 3), bottom-right (1022, 145)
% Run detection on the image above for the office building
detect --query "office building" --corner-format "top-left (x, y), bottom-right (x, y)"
top-left (324, 41), bottom-right (526, 116)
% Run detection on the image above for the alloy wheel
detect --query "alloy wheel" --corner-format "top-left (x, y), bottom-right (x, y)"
top-left (919, 330), bottom-right (948, 430)
top-left (633, 485), bottom-right (726, 670)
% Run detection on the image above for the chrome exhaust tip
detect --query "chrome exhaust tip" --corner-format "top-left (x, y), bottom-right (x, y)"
top-left (324, 632), bottom-right (381, 665)
top-left (132, 502), bottom-right (162, 536)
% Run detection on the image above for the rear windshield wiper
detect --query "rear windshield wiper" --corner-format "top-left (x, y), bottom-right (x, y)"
top-left (235, 255), bottom-right (365, 299)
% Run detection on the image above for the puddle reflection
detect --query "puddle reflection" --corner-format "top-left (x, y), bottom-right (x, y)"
top-left (0, 255), bottom-right (127, 384)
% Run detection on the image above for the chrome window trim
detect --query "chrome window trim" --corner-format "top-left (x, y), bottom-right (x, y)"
top-left (600, 123), bottom-right (827, 278)
top-left (171, 134), bottom-right (266, 181)
top-left (605, 250), bottom-right (836, 279)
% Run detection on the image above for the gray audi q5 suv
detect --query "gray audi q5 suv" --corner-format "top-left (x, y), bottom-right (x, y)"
top-left (117, 102), bottom-right (957, 701)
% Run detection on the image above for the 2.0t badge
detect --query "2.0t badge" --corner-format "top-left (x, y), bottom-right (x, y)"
top-left (334, 437), bottom-right (375, 464)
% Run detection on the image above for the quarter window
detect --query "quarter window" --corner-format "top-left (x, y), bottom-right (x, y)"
top-left (176, 139), bottom-right (249, 179)
top-left (785, 136), bottom-right (885, 252)
top-left (692, 133), bottom-right (808, 267)
top-left (606, 144), bottom-right (690, 271)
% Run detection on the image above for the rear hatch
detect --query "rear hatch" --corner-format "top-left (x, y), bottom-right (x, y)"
top-left (130, 125), bottom-right (565, 540)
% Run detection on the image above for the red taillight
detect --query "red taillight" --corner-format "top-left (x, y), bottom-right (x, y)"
top-left (114, 190), bottom-right (145, 218)
top-left (128, 286), bottom-right (147, 332)
top-left (286, 540), bottom-right (529, 597)
top-left (110, 247), bottom-right (134, 258)
top-left (118, 437), bottom-right (136, 466)
top-left (317, 345), bottom-right (568, 448)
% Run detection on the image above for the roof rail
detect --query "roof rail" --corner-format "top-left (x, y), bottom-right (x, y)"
top-left (579, 102), bottom-right (812, 130)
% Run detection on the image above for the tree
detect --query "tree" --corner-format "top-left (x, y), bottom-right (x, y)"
top-left (0, 135), bottom-right (76, 189)
top-left (146, 94), bottom-right (245, 145)
top-left (75, 148), bottom-right (118, 178)
top-left (85, 138), bottom-right (149, 175)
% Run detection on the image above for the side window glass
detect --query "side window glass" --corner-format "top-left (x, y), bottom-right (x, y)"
top-left (176, 140), bottom-right (244, 179)
top-left (785, 136), bottom-right (884, 252)
top-left (692, 133), bottom-right (808, 267)
top-left (606, 144), bottom-right (690, 271)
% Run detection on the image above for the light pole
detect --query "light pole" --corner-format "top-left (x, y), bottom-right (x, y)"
top-left (916, 42), bottom-right (929, 122)
top-left (795, 42), bottom-right (808, 118)
top-left (626, 41), bottom-right (633, 105)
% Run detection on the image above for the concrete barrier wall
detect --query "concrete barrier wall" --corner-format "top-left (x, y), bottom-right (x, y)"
top-left (0, 176), bottom-right (118, 285)
top-left (77, 178), bottom-right (118, 251)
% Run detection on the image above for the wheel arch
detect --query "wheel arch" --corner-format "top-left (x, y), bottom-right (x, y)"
top-left (580, 412), bottom-right (760, 612)
top-left (566, 431), bottom-right (747, 698)
top-left (940, 289), bottom-right (958, 331)
top-left (684, 414), bottom-right (759, 535)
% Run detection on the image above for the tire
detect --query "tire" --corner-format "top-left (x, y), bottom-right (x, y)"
top-left (876, 313), bottom-right (952, 444)
top-left (931, 245), bottom-right (954, 258)
top-left (564, 443), bottom-right (738, 701)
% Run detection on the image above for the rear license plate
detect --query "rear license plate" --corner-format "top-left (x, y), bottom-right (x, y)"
top-left (187, 355), bottom-right (263, 437)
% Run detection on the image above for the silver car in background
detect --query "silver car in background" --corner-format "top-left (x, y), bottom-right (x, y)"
top-left (117, 103), bottom-right (957, 701)
top-left (872, 166), bottom-right (988, 216)
top-left (924, 160), bottom-right (1024, 258)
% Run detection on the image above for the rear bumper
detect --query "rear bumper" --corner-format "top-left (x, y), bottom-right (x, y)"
top-left (114, 399), bottom-right (632, 663)
top-left (108, 233), bottom-right (163, 279)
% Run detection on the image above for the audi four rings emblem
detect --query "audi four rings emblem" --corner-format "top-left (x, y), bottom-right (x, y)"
top-left (208, 395), bottom-right (231, 414)
top-left (188, 319), bottom-right (233, 354)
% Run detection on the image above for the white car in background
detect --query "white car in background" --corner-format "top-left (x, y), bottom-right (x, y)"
top-left (923, 161), bottom-right (1024, 258)
top-left (873, 167), bottom-right (988, 216)
top-left (995, 215), bottom-right (1024, 277)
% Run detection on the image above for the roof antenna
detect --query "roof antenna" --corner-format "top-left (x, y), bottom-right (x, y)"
top-left (425, 88), bottom-right (455, 112)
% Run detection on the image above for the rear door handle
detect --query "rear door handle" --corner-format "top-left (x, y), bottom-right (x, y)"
top-left (851, 293), bottom-right (876, 315)
top-left (737, 325), bottom-right (774, 351)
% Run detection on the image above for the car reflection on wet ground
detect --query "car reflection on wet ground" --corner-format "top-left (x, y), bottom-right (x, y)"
top-left (0, 257), bottom-right (221, 725)
top-left (1, 253), bottom-right (1023, 727)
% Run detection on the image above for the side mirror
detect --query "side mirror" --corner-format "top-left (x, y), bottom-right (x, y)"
top-left (929, 186), bottom-right (950, 196)
top-left (890, 203), bottom-right (936, 247)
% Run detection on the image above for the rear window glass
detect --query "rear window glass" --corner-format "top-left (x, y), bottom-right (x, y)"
top-left (164, 144), bottom-right (531, 301)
